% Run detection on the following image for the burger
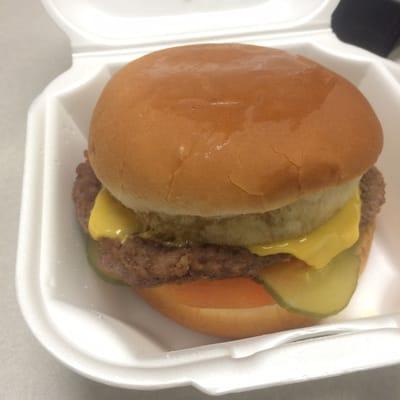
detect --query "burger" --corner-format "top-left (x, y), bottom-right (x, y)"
top-left (73, 44), bottom-right (385, 339)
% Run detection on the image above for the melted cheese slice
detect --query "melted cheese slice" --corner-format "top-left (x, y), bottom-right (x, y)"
top-left (88, 188), bottom-right (140, 242)
top-left (88, 188), bottom-right (360, 268)
top-left (248, 191), bottom-right (360, 268)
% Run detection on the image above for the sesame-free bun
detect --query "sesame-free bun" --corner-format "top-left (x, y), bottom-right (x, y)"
top-left (89, 44), bottom-right (382, 217)
top-left (136, 222), bottom-right (374, 338)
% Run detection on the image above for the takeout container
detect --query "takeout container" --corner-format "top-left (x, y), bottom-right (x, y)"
top-left (16, 0), bottom-right (400, 394)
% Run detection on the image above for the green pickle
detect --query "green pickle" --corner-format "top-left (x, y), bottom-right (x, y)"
top-left (258, 245), bottom-right (360, 318)
top-left (86, 238), bottom-right (127, 285)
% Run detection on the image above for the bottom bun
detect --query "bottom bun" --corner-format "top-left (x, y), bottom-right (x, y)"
top-left (135, 223), bottom-right (375, 339)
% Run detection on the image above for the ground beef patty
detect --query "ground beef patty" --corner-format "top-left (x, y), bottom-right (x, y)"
top-left (73, 160), bottom-right (385, 287)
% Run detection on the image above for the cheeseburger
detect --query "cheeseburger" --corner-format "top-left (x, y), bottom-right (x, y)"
top-left (73, 44), bottom-right (385, 338)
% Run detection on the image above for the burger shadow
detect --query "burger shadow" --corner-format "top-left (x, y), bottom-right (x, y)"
top-left (375, 276), bottom-right (400, 316)
top-left (364, 226), bottom-right (400, 316)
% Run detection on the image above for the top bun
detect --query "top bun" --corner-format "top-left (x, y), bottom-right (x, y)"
top-left (88, 44), bottom-right (383, 217)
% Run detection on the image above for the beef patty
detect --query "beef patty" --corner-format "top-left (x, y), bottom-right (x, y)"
top-left (73, 160), bottom-right (385, 287)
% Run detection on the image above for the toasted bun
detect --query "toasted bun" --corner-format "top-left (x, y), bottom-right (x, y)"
top-left (89, 44), bottom-right (382, 216)
top-left (135, 223), bottom-right (375, 338)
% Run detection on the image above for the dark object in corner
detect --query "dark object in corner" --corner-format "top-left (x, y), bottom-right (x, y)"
top-left (332, 0), bottom-right (400, 57)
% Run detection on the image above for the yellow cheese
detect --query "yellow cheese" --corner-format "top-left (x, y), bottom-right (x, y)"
top-left (88, 187), bottom-right (360, 269)
top-left (88, 188), bottom-right (140, 242)
top-left (247, 191), bottom-right (361, 268)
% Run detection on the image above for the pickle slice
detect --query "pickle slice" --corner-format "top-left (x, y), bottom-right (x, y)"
top-left (258, 246), bottom-right (360, 318)
top-left (86, 238), bottom-right (126, 285)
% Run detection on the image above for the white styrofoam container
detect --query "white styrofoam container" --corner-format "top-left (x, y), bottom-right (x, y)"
top-left (16, 0), bottom-right (400, 395)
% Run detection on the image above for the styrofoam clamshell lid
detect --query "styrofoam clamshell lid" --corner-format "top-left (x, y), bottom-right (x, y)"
top-left (41, 0), bottom-right (339, 52)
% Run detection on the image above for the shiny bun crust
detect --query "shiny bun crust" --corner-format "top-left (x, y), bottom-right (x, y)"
top-left (135, 223), bottom-right (375, 338)
top-left (89, 44), bottom-right (382, 217)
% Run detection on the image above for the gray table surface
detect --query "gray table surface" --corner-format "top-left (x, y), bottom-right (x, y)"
top-left (2, 1), bottom-right (400, 398)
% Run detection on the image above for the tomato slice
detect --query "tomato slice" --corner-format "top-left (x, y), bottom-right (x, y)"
top-left (151, 277), bottom-right (275, 309)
